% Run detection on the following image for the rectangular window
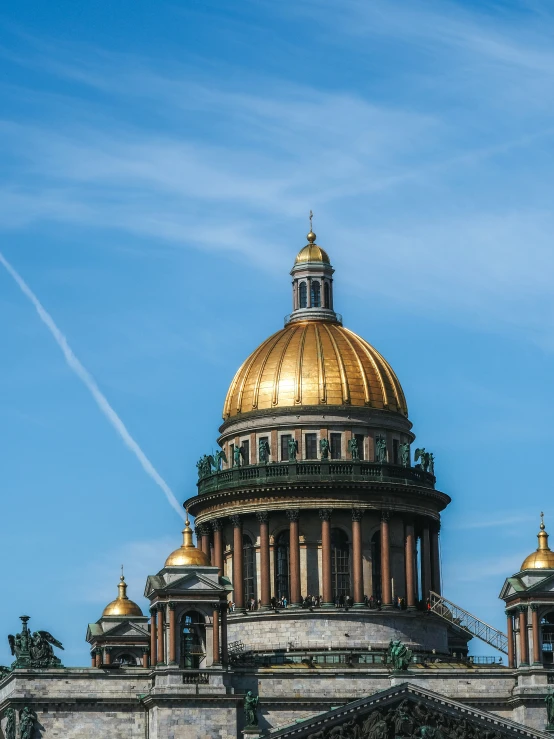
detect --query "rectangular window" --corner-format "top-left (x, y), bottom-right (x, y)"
top-left (258, 436), bottom-right (269, 462)
top-left (355, 434), bottom-right (365, 461)
top-left (330, 433), bottom-right (342, 460)
top-left (281, 434), bottom-right (292, 461)
top-left (305, 433), bottom-right (317, 460)
top-left (392, 439), bottom-right (399, 465)
top-left (241, 440), bottom-right (250, 465)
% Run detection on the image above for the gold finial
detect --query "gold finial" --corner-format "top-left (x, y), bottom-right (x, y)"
top-left (117, 567), bottom-right (129, 600)
top-left (182, 518), bottom-right (194, 548)
top-left (541, 511), bottom-right (545, 531)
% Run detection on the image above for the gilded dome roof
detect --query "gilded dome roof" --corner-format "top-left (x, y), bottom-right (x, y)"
top-left (223, 320), bottom-right (407, 419)
top-left (295, 243), bottom-right (331, 265)
top-left (521, 515), bottom-right (554, 570)
top-left (102, 575), bottom-right (143, 617)
top-left (165, 520), bottom-right (211, 567)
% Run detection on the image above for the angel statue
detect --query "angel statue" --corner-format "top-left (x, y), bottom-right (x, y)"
top-left (415, 448), bottom-right (434, 474)
top-left (4, 707), bottom-right (15, 739)
top-left (347, 436), bottom-right (359, 461)
top-left (209, 449), bottom-right (227, 472)
top-left (19, 706), bottom-right (37, 739)
top-left (375, 435), bottom-right (387, 463)
top-left (244, 690), bottom-right (259, 727)
top-left (9, 616), bottom-right (64, 669)
top-left (319, 437), bottom-right (329, 460)
top-left (258, 438), bottom-right (271, 464)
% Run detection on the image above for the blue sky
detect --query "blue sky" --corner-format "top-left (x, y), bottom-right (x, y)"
top-left (1, 0), bottom-right (554, 664)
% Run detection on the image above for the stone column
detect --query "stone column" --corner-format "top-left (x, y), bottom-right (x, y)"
top-left (405, 522), bottom-right (416, 610)
top-left (221, 605), bottom-right (228, 665)
top-left (506, 610), bottom-right (515, 668)
top-left (168, 602), bottom-right (176, 665)
top-left (230, 515), bottom-right (245, 611)
top-left (288, 510), bottom-right (301, 607)
top-left (421, 524), bottom-right (432, 600)
top-left (381, 512), bottom-right (393, 608)
top-left (531, 605), bottom-right (541, 665)
top-left (212, 519), bottom-right (224, 575)
top-left (518, 605), bottom-right (529, 666)
top-left (157, 604), bottom-right (165, 665)
top-left (150, 607), bottom-right (157, 667)
top-left (95, 648), bottom-right (102, 668)
top-left (200, 525), bottom-right (211, 558)
top-left (431, 523), bottom-right (441, 594)
top-left (142, 647), bottom-right (149, 669)
top-left (104, 647), bottom-right (111, 666)
top-left (320, 509), bottom-right (333, 606)
top-left (212, 606), bottom-right (220, 665)
top-left (257, 511), bottom-right (271, 610)
top-left (351, 509), bottom-right (364, 606)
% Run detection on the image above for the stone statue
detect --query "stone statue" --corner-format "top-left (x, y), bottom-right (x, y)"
top-left (288, 437), bottom-right (298, 461)
top-left (400, 442), bottom-right (410, 467)
top-left (415, 447), bottom-right (433, 473)
top-left (546, 689), bottom-right (554, 727)
top-left (4, 708), bottom-right (16, 739)
top-left (319, 437), bottom-right (329, 460)
top-left (196, 455), bottom-right (213, 479)
top-left (18, 707), bottom-right (36, 739)
top-left (233, 445), bottom-right (242, 468)
top-left (375, 435), bottom-right (387, 463)
top-left (387, 639), bottom-right (412, 671)
top-left (9, 616), bottom-right (64, 669)
top-left (347, 437), bottom-right (359, 461)
top-left (244, 690), bottom-right (259, 727)
top-left (0, 665), bottom-right (10, 681)
top-left (259, 438), bottom-right (270, 463)
top-left (428, 452), bottom-right (435, 476)
top-left (210, 450), bottom-right (227, 472)
top-left (393, 700), bottom-right (415, 737)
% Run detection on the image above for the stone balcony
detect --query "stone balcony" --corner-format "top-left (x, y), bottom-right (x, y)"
top-left (196, 460), bottom-right (436, 495)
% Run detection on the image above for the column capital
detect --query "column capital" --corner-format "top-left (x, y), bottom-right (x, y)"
top-left (531, 604), bottom-right (540, 612)
top-left (381, 510), bottom-right (390, 523)
top-left (351, 508), bottom-right (363, 522)
top-left (229, 514), bottom-right (242, 528)
top-left (517, 604), bottom-right (528, 614)
top-left (94, 647), bottom-right (103, 655)
top-left (505, 609), bottom-right (516, 617)
top-left (286, 509), bottom-right (299, 522)
top-left (196, 524), bottom-right (208, 537)
top-left (256, 511), bottom-right (269, 524)
top-left (211, 518), bottom-right (223, 532)
top-left (142, 646), bottom-right (150, 654)
top-left (168, 601), bottom-right (176, 611)
top-left (149, 607), bottom-right (157, 617)
top-left (319, 508), bottom-right (332, 521)
top-left (157, 602), bottom-right (166, 612)
top-left (104, 646), bottom-right (113, 653)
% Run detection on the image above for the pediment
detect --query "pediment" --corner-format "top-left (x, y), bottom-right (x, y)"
top-left (156, 572), bottom-right (227, 593)
top-left (101, 621), bottom-right (150, 638)
top-left (266, 683), bottom-right (549, 738)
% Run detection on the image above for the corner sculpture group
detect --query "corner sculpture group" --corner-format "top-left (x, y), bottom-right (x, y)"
top-left (0, 616), bottom-right (64, 739)
top-left (197, 441), bottom-right (435, 478)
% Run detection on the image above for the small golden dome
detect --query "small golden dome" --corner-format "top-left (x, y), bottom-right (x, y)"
top-left (165, 520), bottom-right (211, 567)
top-left (521, 514), bottom-right (554, 570)
top-left (295, 240), bottom-right (331, 265)
top-left (102, 573), bottom-right (143, 617)
top-left (223, 320), bottom-right (407, 419)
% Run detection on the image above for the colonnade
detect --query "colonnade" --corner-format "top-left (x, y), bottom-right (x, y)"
top-left (198, 509), bottom-right (441, 612)
top-left (506, 605), bottom-right (544, 668)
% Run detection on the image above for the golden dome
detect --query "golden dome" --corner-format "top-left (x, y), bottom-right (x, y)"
top-left (223, 320), bottom-right (407, 419)
top-left (521, 514), bottom-right (554, 570)
top-left (102, 574), bottom-right (143, 617)
top-left (294, 233), bottom-right (330, 265)
top-left (165, 520), bottom-right (211, 567)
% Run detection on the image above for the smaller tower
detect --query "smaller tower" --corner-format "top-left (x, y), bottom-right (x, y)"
top-left (288, 219), bottom-right (339, 324)
top-left (144, 519), bottom-right (231, 679)
top-left (500, 513), bottom-right (554, 671)
top-left (86, 570), bottom-right (150, 668)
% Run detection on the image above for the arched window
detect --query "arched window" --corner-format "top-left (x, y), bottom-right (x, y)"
top-left (541, 610), bottom-right (554, 664)
top-left (331, 528), bottom-right (350, 602)
top-left (275, 530), bottom-right (290, 601)
top-left (115, 653), bottom-right (137, 665)
top-left (311, 281), bottom-right (321, 308)
top-left (243, 534), bottom-right (256, 605)
top-left (324, 282), bottom-right (331, 308)
top-left (180, 611), bottom-right (205, 669)
top-left (299, 282), bottom-right (307, 308)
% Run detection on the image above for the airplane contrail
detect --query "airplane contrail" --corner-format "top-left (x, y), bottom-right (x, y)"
top-left (0, 251), bottom-right (185, 520)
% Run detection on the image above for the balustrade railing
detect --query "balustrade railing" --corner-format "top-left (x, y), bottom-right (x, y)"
top-left (197, 459), bottom-right (436, 494)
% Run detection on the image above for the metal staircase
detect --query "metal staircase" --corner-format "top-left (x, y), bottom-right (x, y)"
top-left (428, 591), bottom-right (508, 654)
